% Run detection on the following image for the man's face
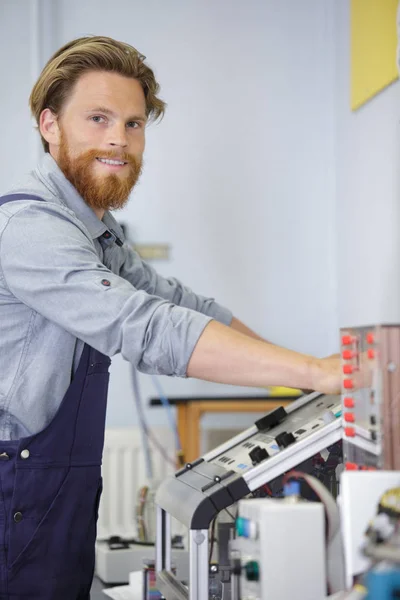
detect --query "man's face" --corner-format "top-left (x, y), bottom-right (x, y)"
top-left (52, 70), bottom-right (147, 213)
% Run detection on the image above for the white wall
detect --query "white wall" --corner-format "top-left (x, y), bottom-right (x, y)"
top-left (1, 1), bottom-right (339, 429)
top-left (0, 1), bottom-right (37, 183)
top-left (334, 1), bottom-right (400, 328)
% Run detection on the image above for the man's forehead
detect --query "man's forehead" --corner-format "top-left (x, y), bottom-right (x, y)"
top-left (68, 71), bottom-right (146, 111)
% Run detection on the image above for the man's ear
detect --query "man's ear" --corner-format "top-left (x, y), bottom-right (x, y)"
top-left (39, 109), bottom-right (61, 148)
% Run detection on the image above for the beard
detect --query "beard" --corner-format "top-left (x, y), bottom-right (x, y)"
top-left (57, 130), bottom-right (143, 212)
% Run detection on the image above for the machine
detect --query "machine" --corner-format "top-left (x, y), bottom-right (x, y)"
top-left (234, 494), bottom-right (326, 600)
top-left (153, 324), bottom-right (400, 600)
top-left (338, 325), bottom-right (400, 599)
top-left (155, 391), bottom-right (343, 600)
top-left (340, 325), bottom-right (400, 471)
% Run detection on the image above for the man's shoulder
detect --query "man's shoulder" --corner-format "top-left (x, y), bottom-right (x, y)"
top-left (0, 185), bottom-right (91, 245)
top-left (1, 164), bottom-right (76, 220)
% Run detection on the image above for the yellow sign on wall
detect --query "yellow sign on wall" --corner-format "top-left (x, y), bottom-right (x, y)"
top-left (351, 0), bottom-right (398, 110)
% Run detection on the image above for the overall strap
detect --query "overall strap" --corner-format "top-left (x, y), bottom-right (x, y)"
top-left (0, 193), bottom-right (45, 206)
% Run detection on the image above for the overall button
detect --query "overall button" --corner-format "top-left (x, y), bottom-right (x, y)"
top-left (13, 512), bottom-right (23, 523)
top-left (0, 452), bottom-right (10, 461)
top-left (20, 449), bottom-right (30, 459)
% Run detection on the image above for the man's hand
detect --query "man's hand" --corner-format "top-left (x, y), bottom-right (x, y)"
top-left (229, 317), bottom-right (343, 395)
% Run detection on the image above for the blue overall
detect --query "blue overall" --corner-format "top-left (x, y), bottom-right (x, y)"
top-left (0, 194), bottom-right (111, 599)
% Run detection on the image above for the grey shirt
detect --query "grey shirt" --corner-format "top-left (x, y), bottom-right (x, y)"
top-left (0, 154), bottom-right (232, 440)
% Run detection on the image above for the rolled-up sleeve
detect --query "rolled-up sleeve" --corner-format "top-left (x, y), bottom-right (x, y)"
top-left (114, 244), bottom-right (233, 326)
top-left (0, 203), bottom-right (214, 376)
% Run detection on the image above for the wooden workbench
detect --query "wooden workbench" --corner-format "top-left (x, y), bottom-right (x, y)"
top-left (149, 395), bottom-right (298, 464)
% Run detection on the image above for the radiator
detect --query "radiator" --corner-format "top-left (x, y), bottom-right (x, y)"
top-left (97, 426), bottom-right (176, 540)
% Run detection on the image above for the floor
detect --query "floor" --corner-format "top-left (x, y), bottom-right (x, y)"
top-left (91, 576), bottom-right (107, 599)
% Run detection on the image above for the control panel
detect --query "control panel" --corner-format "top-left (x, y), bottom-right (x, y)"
top-left (341, 325), bottom-right (400, 471)
top-left (210, 393), bottom-right (341, 475)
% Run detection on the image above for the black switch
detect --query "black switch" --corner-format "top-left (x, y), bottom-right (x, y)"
top-left (249, 445), bottom-right (269, 465)
top-left (255, 407), bottom-right (287, 432)
top-left (275, 431), bottom-right (296, 448)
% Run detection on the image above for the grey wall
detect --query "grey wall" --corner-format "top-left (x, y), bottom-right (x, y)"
top-left (334, 0), bottom-right (400, 328)
top-left (0, 1), bottom-right (361, 431)
top-left (0, 1), bottom-right (37, 182)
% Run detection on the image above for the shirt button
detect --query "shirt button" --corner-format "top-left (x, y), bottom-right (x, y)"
top-left (14, 512), bottom-right (23, 523)
top-left (20, 449), bottom-right (30, 460)
top-left (101, 279), bottom-right (111, 287)
top-left (0, 452), bottom-right (9, 461)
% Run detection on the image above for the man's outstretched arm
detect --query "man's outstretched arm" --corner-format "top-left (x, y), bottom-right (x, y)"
top-left (188, 320), bottom-right (340, 395)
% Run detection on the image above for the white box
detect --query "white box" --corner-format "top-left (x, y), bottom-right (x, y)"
top-left (238, 498), bottom-right (326, 600)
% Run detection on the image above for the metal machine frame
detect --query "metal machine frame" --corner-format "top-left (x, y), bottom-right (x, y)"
top-left (155, 391), bottom-right (342, 600)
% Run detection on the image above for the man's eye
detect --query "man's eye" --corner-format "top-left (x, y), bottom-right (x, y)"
top-left (127, 121), bottom-right (139, 129)
top-left (91, 116), bottom-right (106, 123)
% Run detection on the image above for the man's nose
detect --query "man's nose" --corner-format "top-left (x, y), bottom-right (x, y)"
top-left (108, 123), bottom-right (128, 148)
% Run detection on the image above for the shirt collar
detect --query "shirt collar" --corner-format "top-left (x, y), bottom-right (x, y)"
top-left (35, 153), bottom-right (126, 245)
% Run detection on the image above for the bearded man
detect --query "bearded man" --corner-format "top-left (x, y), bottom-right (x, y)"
top-left (0, 36), bottom-right (340, 598)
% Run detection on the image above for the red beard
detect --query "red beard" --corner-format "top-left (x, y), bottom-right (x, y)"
top-left (58, 132), bottom-right (142, 212)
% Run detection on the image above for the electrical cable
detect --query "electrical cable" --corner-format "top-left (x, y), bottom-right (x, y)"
top-left (282, 470), bottom-right (345, 594)
top-left (283, 470), bottom-right (339, 542)
top-left (151, 375), bottom-right (182, 453)
top-left (263, 483), bottom-right (274, 496)
top-left (123, 224), bottom-right (183, 468)
top-left (131, 366), bottom-right (153, 481)
top-left (130, 366), bottom-right (176, 471)
top-left (209, 517), bottom-right (217, 563)
top-left (224, 508), bottom-right (236, 521)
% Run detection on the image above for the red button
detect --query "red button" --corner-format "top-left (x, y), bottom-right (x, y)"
top-left (342, 335), bottom-right (353, 346)
top-left (101, 279), bottom-right (111, 287)
top-left (344, 412), bottom-right (355, 422)
top-left (342, 350), bottom-right (355, 360)
top-left (366, 332), bottom-right (375, 345)
top-left (367, 349), bottom-right (375, 359)
top-left (343, 365), bottom-right (354, 374)
top-left (344, 397), bottom-right (355, 408)
top-left (343, 379), bottom-right (354, 389)
top-left (345, 462), bottom-right (358, 470)
top-left (345, 426), bottom-right (355, 437)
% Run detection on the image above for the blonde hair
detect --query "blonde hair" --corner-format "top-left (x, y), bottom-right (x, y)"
top-left (29, 35), bottom-right (166, 152)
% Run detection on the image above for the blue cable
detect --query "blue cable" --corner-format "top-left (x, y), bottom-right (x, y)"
top-left (130, 366), bottom-right (154, 481)
top-left (150, 375), bottom-right (182, 453)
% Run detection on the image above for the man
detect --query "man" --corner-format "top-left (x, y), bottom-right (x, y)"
top-left (0, 36), bottom-right (340, 598)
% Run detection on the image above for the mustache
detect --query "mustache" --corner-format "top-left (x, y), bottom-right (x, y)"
top-left (82, 148), bottom-right (139, 167)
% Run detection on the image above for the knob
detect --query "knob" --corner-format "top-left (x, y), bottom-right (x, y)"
top-left (275, 431), bottom-right (296, 448)
top-left (366, 332), bottom-right (375, 345)
top-left (245, 561), bottom-right (260, 581)
top-left (255, 406), bottom-right (287, 432)
top-left (343, 379), bottom-right (354, 389)
top-left (344, 397), bottom-right (355, 408)
top-left (345, 462), bottom-right (358, 470)
top-left (249, 445), bottom-right (269, 465)
top-left (344, 412), bottom-right (355, 423)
